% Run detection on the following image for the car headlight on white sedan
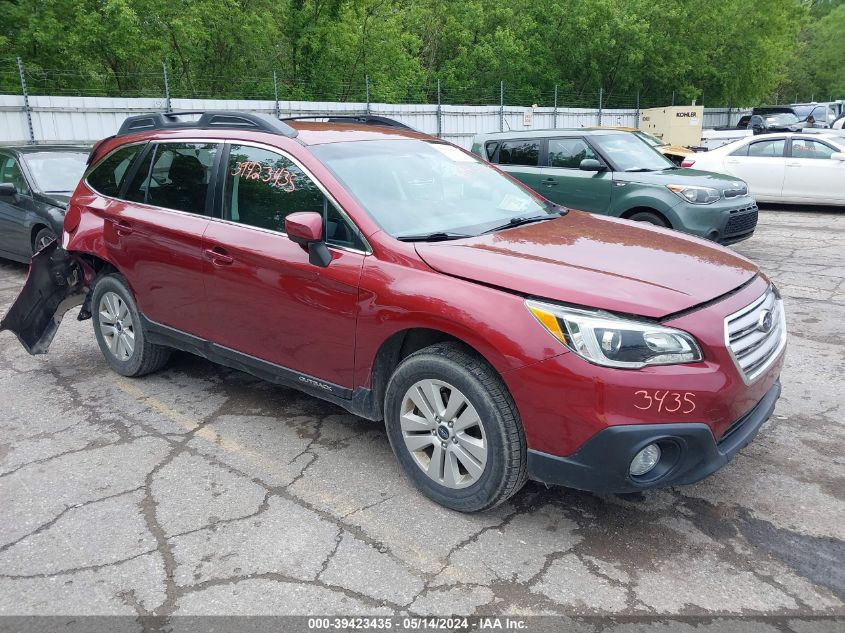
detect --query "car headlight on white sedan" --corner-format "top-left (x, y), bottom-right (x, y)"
top-left (526, 300), bottom-right (703, 369)
top-left (667, 184), bottom-right (721, 204)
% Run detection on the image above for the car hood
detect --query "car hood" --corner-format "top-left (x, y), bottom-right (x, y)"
top-left (658, 144), bottom-right (692, 157)
top-left (414, 211), bottom-right (758, 319)
top-left (613, 167), bottom-right (744, 191)
top-left (33, 192), bottom-right (71, 209)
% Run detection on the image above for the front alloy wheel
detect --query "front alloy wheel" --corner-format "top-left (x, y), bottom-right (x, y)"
top-left (384, 342), bottom-right (527, 512)
top-left (400, 379), bottom-right (488, 489)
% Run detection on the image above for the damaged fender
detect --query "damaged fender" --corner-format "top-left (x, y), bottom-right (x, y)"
top-left (0, 241), bottom-right (90, 354)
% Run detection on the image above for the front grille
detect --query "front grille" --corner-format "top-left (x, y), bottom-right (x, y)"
top-left (725, 204), bottom-right (758, 236)
top-left (725, 286), bottom-right (787, 383)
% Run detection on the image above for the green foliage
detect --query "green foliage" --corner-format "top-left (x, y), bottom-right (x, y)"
top-left (0, 0), bottom-right (827, 106)
top-left (783, 2), bottom-right (845, 100)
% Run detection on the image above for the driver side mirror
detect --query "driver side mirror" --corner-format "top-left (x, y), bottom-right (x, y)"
top-left (0, 183), bottom-right (18, 199)
top-left (285, 211), bottom-right (332, 268)
top-left (831, 152), bottom-right (845, 162)
top-left (579, 159), bottom-right (605, 172)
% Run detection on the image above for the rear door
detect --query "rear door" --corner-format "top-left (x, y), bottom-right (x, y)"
top-left (202, 142), bottom-right (366, 388)
top-left (722, 137), bottom-right (787, 200)
top-left (538, 137), bottom-right (612, 213)
top-left (93, 141), bottom-right (219, 336)
top-left (0, 153), bottom-right (35, 259)
top-left (490, 139), bottom-right (545, 193)
top-left (782, 138), bottom-right (845, 204)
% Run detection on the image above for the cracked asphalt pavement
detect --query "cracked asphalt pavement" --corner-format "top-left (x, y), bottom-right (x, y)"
top-left (0, 207), bottom-right (842, 626)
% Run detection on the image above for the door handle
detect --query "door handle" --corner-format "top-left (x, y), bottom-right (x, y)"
top-left (541, 178), bottom-right (558, 186)
top-left (786, 162), bottom-right (801, 167)
top-left (726, 159), bottom-right (739, 165)
top-left (113, 220), bottom-right (133, 236)
top-left (204, 247), bottom-right (234, 266)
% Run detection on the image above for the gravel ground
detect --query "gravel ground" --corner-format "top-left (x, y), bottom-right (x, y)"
top-left (0, 206), bottom-right (842, 630)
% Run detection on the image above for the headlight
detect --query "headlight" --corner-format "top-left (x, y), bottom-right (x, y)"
top-left (667, 184), bottom-right (721, 204)
top-left (526, 300), bottom-right (703, 368)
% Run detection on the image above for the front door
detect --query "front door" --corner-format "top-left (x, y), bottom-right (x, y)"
top-left (0, 154), bottom-right (34, 259)
top-left (782, 138), bottom-right (845, 204)
top-left (202, 143), bottom-right (365, 389)
top-left (492, 138), bottom-right (545, 195)
top-left (538, 137), bottom-right (612, 213)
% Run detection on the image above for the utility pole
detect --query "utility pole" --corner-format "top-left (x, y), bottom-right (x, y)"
top-left (499, 81), bottom-right (504, 132)
top-left (162, 63), bottom-right (171, 113)
top-left (17, 56), bottom-right (35, 144)
top-left (273, 70), bottom-right (280, 118)
top-left (436, 79), bottom-right (442, 138)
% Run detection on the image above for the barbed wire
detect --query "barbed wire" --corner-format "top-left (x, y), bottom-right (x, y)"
top-left (0, 61), bottom-right (816, 108)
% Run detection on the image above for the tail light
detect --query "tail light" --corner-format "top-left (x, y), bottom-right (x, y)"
top-left (680, 158), bottom-right (695, 168)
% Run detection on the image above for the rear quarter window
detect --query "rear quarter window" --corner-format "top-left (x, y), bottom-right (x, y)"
top-left (86, 144), bottom-right (144, 197)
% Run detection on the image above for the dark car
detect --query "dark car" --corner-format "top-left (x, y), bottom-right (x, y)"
top-left (1, 112), bottom-right (785, 512)
top-left (0, 145), bottom-right (89, 262)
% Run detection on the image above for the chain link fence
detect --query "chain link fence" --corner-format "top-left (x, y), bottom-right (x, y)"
top-left (2, 56), bottom-right (758, 148)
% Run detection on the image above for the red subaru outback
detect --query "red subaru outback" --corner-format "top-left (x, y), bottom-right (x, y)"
top-left (1, 112), bottom-right (786, 512)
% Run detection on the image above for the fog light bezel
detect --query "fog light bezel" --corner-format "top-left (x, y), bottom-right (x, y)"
top-left (627, 439), bottom-right (683, 484)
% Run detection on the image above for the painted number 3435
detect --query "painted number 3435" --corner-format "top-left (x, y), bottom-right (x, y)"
top-left (634, 390), bottom-right (696, 414)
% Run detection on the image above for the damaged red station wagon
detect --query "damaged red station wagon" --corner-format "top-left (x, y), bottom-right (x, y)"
top-left (0, 112), bottom-right (786, 512)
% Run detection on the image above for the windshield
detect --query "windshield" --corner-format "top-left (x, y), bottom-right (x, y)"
top-left (590, 133), bottom-right (674, 171)
top-left (22, 151), bottom-right (88, 192)
top-left (633, 131), bottom-right (667, 147)
top-left (310, 140), bottom-right (555, 238)
top-left (764, 112), bottom-right (800, 126)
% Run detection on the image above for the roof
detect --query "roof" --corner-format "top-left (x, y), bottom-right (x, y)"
top-left (472, 128), bottom-right (626, 141)
top-left (0, 144), bottom-right (90, 155)
top-left (289, 121), bottom-right (432, 145)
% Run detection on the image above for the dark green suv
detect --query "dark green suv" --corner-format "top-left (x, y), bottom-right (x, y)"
top-left (471, 129), bottom-right (758, 244)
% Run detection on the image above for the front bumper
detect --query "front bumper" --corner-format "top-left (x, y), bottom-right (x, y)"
top-left (527, 381), bottom-right (781, 493)
top-left (668, 197), bottom-right (758, 245)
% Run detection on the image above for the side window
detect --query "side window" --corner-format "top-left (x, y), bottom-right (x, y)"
top-left (87, 144), bottom-right (143, 197)
top-left (747, 139), bottom-right (785, 158)
top-left (548, 138), bottom-right (597, 168)
top-left (225, 144), bottom-right (365, 250)
top-left (0, 156), bottom-right (30, 195)
top-left (730, 144), bottom-right (749, 157)
top-left (498, 141), bottom-right (540, 167)
top-left (484, 142), bottom-right (499, 161)
top-left (791, 139), bottom-right (835, 160)
top-left (145, 143), bottom-right (218, 215)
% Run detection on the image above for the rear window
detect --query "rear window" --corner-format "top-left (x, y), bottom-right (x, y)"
top-left (497, 140), bottom-right (540, 167)
top-left (86, 144), bottom-right (144, 197)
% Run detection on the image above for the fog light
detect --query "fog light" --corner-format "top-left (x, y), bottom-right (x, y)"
top-left (630, 443), bottom-right (661, 476)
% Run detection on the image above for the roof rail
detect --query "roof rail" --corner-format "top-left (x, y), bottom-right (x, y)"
top-left (116, 111), bottom-right (299, 138)
top-left (282, 115), bottom-right (415, 131)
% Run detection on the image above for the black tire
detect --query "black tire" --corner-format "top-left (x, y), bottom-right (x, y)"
top-left (33, 227), bottom-right (57, 253)
top-left (628, 211), bottom-right (669, 227)
top-left (90, 274), bottom-right (170, 377)
top-left (384, 342), bottom-right (527, 512)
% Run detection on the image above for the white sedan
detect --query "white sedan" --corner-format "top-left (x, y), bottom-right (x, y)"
top-left (682, 133), bottom-right (845, 205)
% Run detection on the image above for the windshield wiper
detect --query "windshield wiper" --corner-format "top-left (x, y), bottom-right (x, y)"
top-left (396, 231), bottom-right (472, 242)
top-left (482, 214), bottom-right (557, 235)
top-left (623, 167), bottom-right (658, 172)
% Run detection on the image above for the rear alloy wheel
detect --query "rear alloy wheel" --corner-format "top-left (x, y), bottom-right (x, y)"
top-left (628, 211), bottom-right (669, 227)
top-left (91, 274), bottom-right (170, 377)
top-left (33, 227), bottom-right (57, 253)
top-left (384, 342), bottom-right (527, 512)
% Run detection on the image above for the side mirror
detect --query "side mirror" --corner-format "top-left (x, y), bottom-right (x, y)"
top-left (0, 183), bottom-right (18, 198)
top-left (285, 211), bottom-right (331, 267)
top-left (830, 152), bottom-right (845, 162)
top-left (579, 159), bottom-right (605, 172)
